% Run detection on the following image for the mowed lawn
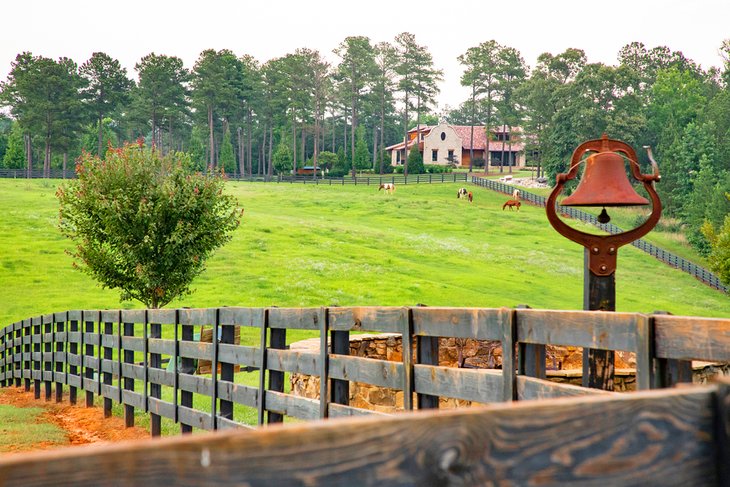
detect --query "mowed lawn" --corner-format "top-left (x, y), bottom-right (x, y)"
top-left (0, 178), bottom-right (728, 329)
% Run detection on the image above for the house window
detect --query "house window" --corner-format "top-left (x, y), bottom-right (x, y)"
top-left (432, 149), bottom-right (438, 162)
top-left (448, 150), bottom-right (454, 161)
top-left (441, 132), bottom-right (446, 141)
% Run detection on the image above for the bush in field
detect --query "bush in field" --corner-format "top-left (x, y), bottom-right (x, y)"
top-left (56, 143), bottom-right (242, 308)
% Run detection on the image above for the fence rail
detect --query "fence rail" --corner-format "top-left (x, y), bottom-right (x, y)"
top-left (472, 176), bottom-right (729, 293)
top-left (2, 306), bottom-right (729, 437)
top-left (0, 168), bottom-right (469, 185)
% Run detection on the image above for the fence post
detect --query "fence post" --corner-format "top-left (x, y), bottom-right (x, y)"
top-left (54, 313), bottom-right (65, 403)
top-left (44, 314), bottom-right (53, 400)
top-left (266, 320), bottom-right (286, 424)
top-left (102, 314), bottom-right (114, 418)
top-left (68, 312), bottom-right (79, 405)
top-left (652, 311), bottom-right (693, 388)
top-left (415, 305), bottom-right (439, 410)
top-left (23, 319), bottom-right (31, 391)
top-left (330, 319), bottom-right (349, 411)
top-left (516, 304), bottom-right (546, 381)
top-left (210, 309), bottom-right (220, 430)
top-left (502, 307), bottom-right (516, 402)
top-left (83, 311), bottom-right (96, 407)
top-left (218, 311), bottom-right (235, 424)
top-left (123, 315), bottom-right (135, 428)
top-left (319, 308), bottom-right (330, 419)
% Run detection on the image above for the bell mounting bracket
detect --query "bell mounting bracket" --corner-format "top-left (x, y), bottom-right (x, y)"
top-left (545, 135), bottom-right (662, 276)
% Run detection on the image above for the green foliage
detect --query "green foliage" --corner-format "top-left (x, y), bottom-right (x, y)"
top-left (424, 164), bottom-right (452, 174)
top-left (702, 212), bottom-right (730, 285)
top-left (219, 127), bottom-right (236, 173)
top-left (407, 144), bottom-right (424, 174)
top-left (81, 119), bottom-right (117, 159)
top-left (272, 142), bottom-right (293, 174)
top-left (2, 121), bottom-right (25, 169)
top-left (354, 125), bottom-right (371, 170)
top-left (317, 151), bottom-right (338, 171)
top-left (56, 143), bottom-right (242, 308)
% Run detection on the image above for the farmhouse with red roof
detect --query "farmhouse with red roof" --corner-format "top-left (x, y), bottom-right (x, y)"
top-left (385, 123), bottom-right (526, 170)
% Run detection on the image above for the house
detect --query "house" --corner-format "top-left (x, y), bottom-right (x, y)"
top-left (385, 123), bottom-right (526, 170)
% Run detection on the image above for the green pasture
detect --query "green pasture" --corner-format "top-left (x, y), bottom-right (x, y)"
top-left (0, 404), bottom-right (67, 452)
top-left (0, 178), bottom-right (728, 330)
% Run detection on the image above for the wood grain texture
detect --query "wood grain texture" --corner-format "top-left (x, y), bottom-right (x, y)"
top-left (0, 386), bottom-right (719, 487)
top-left (329, 307), bottom-right (407, 333)
top-left (517, 376), bottom-right (618, 400)
top-left (414, 364), bottom-right (502, 403)
top-left (329, 355), bottom-right (404, 389)
top-left (516, 309), bottom-right (639, 351)
top-left (654, 315), bottom-right (730, 361)
top-left (268, 308), bottom-right (322, 330)
top-left (412, 307), bottom-right (504, 340)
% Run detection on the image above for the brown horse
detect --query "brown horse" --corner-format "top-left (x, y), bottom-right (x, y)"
top-left (468, 191), bottom-right (473, 203)
top-left (379, 183), bottom-right (395, 194)
top-left (502, 199), bottom-right (521, 211)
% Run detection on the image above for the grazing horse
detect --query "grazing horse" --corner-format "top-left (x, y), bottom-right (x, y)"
top-left (379, 182), bottom-right (396, 194)
top-left (468, 191), bottom-right (473, 203)
top-left (457, 187), bottom-right (468, 199)
top-left (512, 188), bottom-right (520, 200)
top-left (502, 199), bottom-right (521, 211)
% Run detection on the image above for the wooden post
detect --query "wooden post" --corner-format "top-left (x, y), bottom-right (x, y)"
top-left (402, 308), bottom-right (414, 411)
top-left (54, 314), bottom-right (65, 403)
top-left (179, 318), bottom-right (193, 434)
top-left (69, 314), bottom-right (79, 405)
top-left (123, 319), bottom-right (135, 428)
top-left (330, 317), bottom-right (349, 410)
top-left (103, 319), bottom-right (114, 418)
top-left (319, 309), bottom-right (330, 419)
top-left (715, 378), bottom-right (730, 486)
top-left (44, 316), bottom-right (52, 400)
top-left (13, 322), bottom-right (21, 387)
top-left (415, 305), bottom-right (439, 410)
top-left (210, 309), bottom-right (220, 430)
top-left (23, 320), bottom-right (31, 391)
top-left (517, 304), bottom-right (546, 382)
top-left (501, 308), bottom-right (516, 402)
top-left (582, 250), bottom-right (615, 391)
top-left (151, 318), bottom-right (164, 436)
top-left (218, 315), bottom-right (235, 423)
top-left (652, 311), bottom-right (693, 388)
top-left (267, 324), bottom-right (286, 424)
top-left (84, 312), bottom-right (96, 407)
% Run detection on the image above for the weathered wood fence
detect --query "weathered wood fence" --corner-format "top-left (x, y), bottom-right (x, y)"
top-left (2, 307), bottom-right (729, 434)
top-left (0, 381), bottom-right (728, 486)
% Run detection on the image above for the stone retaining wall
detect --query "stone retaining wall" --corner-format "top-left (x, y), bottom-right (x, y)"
top-left (290, 334), bottom-right (729, 412)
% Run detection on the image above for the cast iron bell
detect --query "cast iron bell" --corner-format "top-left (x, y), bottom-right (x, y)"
top-left (561, 151), bottom-right (649, 207)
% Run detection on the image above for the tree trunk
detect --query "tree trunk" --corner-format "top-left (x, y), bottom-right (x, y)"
top-left (208, 104), bottom-right (215, 169)
top-left (237, 127), bottom-right (243, 178)
top-left (313, 112), bottom-right (320, 180)
top-left (268, 125), bottom-right (274, 180)
top-left (372, 126), bottom-right (377, 171)
top-left (25, 133), bottom-right (32, 179)
top-left (469, 82), bottom-right (475, 172)
top-left (508, 126), bottom-right (513, 174)
top-left (44, 137), bottom-right (51, 178)
top-left (97, 114), bottom-right (104, 158)
top-left (403, 90), bottom-right (409, 177)
top-left (247, 110), bottom-right (253, 177)
top-left (500, 124), bottom-right (506, 174)
top-left (63, 153), bottom-right (68, 179)
top-left (292, 117), bottom-right (297, 176)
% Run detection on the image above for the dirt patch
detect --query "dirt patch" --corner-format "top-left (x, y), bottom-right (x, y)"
top-left (0, 386), bottom-right (149, 454)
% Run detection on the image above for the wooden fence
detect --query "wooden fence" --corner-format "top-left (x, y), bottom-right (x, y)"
top-left (472, 176), bottom-right (729, 293)
top-left (1, 306), bottom-right (729, 435)
top-left (0, 381), bottom-right (727, 486)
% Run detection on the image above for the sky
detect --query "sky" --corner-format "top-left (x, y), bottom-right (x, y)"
top-left (1, 0), bottom-right (728, 110)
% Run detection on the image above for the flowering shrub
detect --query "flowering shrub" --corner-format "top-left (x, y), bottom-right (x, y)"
top-left (57, 143), bottom-right (242, 308)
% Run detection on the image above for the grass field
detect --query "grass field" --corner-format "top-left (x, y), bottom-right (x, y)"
top-left (0, 178), bottom-right (728, 330)
top-left (0, 405), bottom-right (66, 451)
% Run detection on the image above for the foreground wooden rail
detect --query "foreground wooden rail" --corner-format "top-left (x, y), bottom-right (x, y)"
top-left (1, 307), bottom-right (729, 436)
top-left (0, 381), bottom-right (728, 486)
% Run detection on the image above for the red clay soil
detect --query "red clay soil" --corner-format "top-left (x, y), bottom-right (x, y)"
top-left (0, 386), bottom-right (149, 455)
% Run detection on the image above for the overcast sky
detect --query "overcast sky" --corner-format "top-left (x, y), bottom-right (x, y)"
top-left (2, 0), bottom-right (728, 110)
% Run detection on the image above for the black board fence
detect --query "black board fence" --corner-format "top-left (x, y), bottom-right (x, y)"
top-left (2, 306), bottom-right (730, 437)
top-left (472, 176), bottom-right (729, 293)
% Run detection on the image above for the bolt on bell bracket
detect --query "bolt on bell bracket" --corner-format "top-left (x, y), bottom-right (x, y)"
top-left (546, 135), bottom-right (662, 276)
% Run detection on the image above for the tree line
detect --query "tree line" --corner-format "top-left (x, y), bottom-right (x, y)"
top-left (1, 36), bottom-right (730, 282)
